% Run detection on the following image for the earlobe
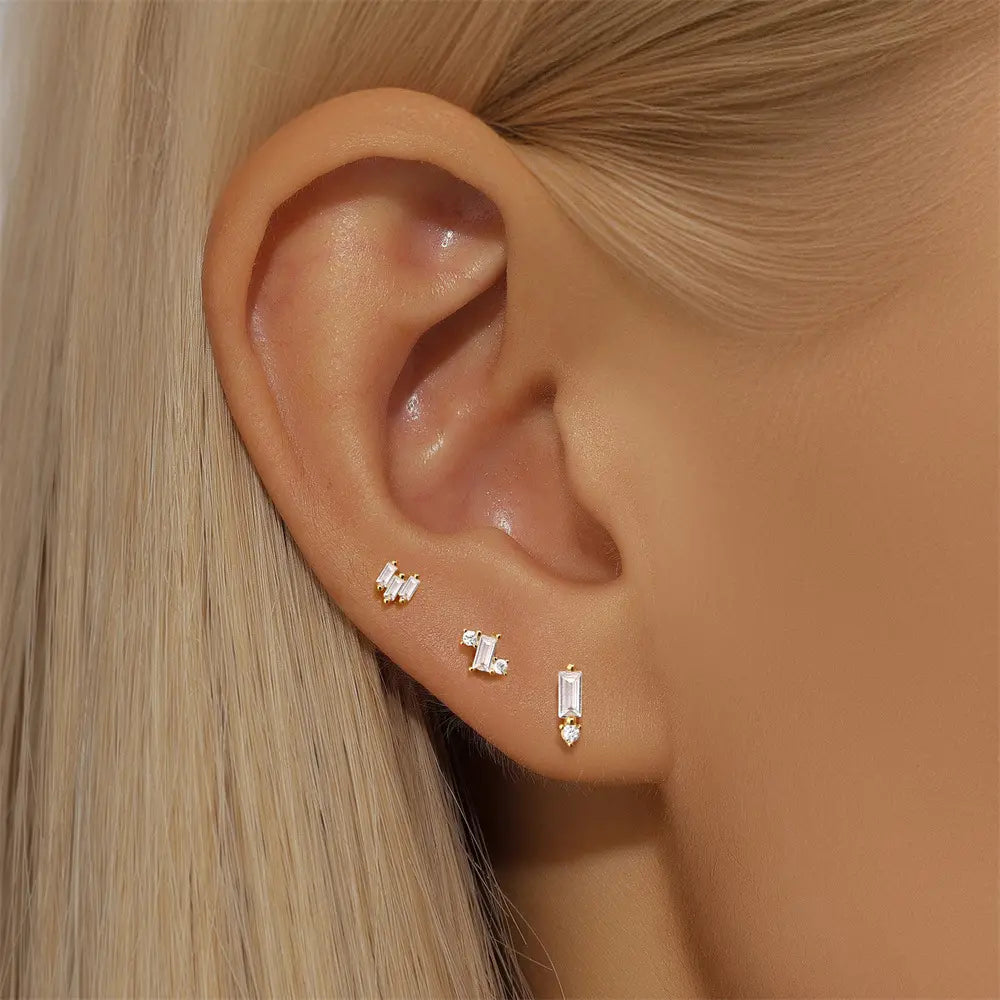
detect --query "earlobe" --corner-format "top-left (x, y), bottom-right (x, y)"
top-left (203, 88), bottom-right (670, 781)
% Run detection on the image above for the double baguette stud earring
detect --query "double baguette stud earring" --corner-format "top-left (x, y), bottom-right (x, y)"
top-left (461, 629), bottom-right (508, 676)
top-left (557, 663), bottom-right (583, 746)
top-left (375, 560), bottom-right (420, 604)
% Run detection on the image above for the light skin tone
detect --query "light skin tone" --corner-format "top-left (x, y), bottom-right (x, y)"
top-left (203, 40), bottom-right (997, 998)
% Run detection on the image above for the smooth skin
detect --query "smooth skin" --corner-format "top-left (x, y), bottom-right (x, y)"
top-left (203, 41), bottom-right (997, 1000)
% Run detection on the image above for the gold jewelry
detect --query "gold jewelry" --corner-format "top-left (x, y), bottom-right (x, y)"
top-left (375, 560), bottom-right (420, 604)
top-left (558, 663), bottom-right (582, 746)
top-left (460, 630), bottom-right (508, 676)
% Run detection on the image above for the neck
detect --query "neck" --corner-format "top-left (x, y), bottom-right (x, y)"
top-left (467, 752), bottom-right (705, 998)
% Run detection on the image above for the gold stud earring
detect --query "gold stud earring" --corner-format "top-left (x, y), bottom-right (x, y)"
top-left (375, 560), bottom-right (420, 604)
top-left (557, 663), bottom-right (582, 746)
top-left (460, 630), bottom-right (508, 676)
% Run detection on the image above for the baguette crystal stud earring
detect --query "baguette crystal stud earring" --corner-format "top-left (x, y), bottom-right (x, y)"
top-left (375, 560), bottom-right (420, 604)
top-left (557, 664), bottom-right (583, 746)
top-left (461, 630), bottom-right (508, 676)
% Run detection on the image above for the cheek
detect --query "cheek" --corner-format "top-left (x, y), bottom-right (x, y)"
top-left (634, 296), bottom-right (996, 991)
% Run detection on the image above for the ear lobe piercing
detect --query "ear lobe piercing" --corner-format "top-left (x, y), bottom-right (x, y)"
top-left (558, 664), bottom-right (583, 746)
top-left (375, 560), bottom-right (420, 604)
top-left (461, 630), bottom-right (508, 676)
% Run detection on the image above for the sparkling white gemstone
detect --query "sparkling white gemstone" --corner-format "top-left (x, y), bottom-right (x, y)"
top-left (492, 658), bottom-right (508, 676)
top-left (376, 561), bottom-right (397, 590)
top-left (462, 630), bottom-right (479, 647)
top-left (558, 670), bottom-right (582, 719)
top-left (384, 574), bottom-right (406, 602)
top-left (398, 575), bottom-right (420, 602)
top-left (560, 722), bottom-right (581, 746)
top-left (472, 633), bottom-right (498, 673)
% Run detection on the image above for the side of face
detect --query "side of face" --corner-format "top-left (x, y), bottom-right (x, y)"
top-left (614, 47), bottom-right (998, 990)
top-left (202, 44), bottom-right (998, 995)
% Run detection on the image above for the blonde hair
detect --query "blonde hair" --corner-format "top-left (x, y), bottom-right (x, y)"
top-left (1, 2), bottom-right (991, 995)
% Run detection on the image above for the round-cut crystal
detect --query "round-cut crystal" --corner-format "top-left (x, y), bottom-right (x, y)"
top-left (560, 722), bottom-right (581, 746)
top-left (492, 658), bottom-right (508, 675)
top-left (461, 630), bottom-right (478, 647)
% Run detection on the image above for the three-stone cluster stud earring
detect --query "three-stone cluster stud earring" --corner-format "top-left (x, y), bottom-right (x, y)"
top-left (461, 630), bottom-right (508, 676)
top-left (375, 560), bottom-right (420, 604)
top-left (557, 663), bottom-right (583, 746)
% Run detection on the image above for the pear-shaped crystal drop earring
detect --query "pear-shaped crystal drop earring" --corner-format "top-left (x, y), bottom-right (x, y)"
top-left (557, 664), bottom-right (583, 746)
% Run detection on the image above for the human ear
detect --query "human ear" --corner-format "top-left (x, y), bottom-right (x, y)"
top-left (203, 88), bottom-right (669, 781)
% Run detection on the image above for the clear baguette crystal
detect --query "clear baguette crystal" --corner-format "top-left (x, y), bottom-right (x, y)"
top-left (472, 633), bottom-right (498, 672)
top-left (384, 574), bottom-right (405, 602)
top-left (558, 670), bottom-right (582, 719)
top-left (376, 561), bottom-right (397, 590)
top-left (398, 575), bottom-right (420, 602)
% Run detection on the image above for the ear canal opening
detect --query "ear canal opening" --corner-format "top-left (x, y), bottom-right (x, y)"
top-left (540, 380), bottom-right (624, 583)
